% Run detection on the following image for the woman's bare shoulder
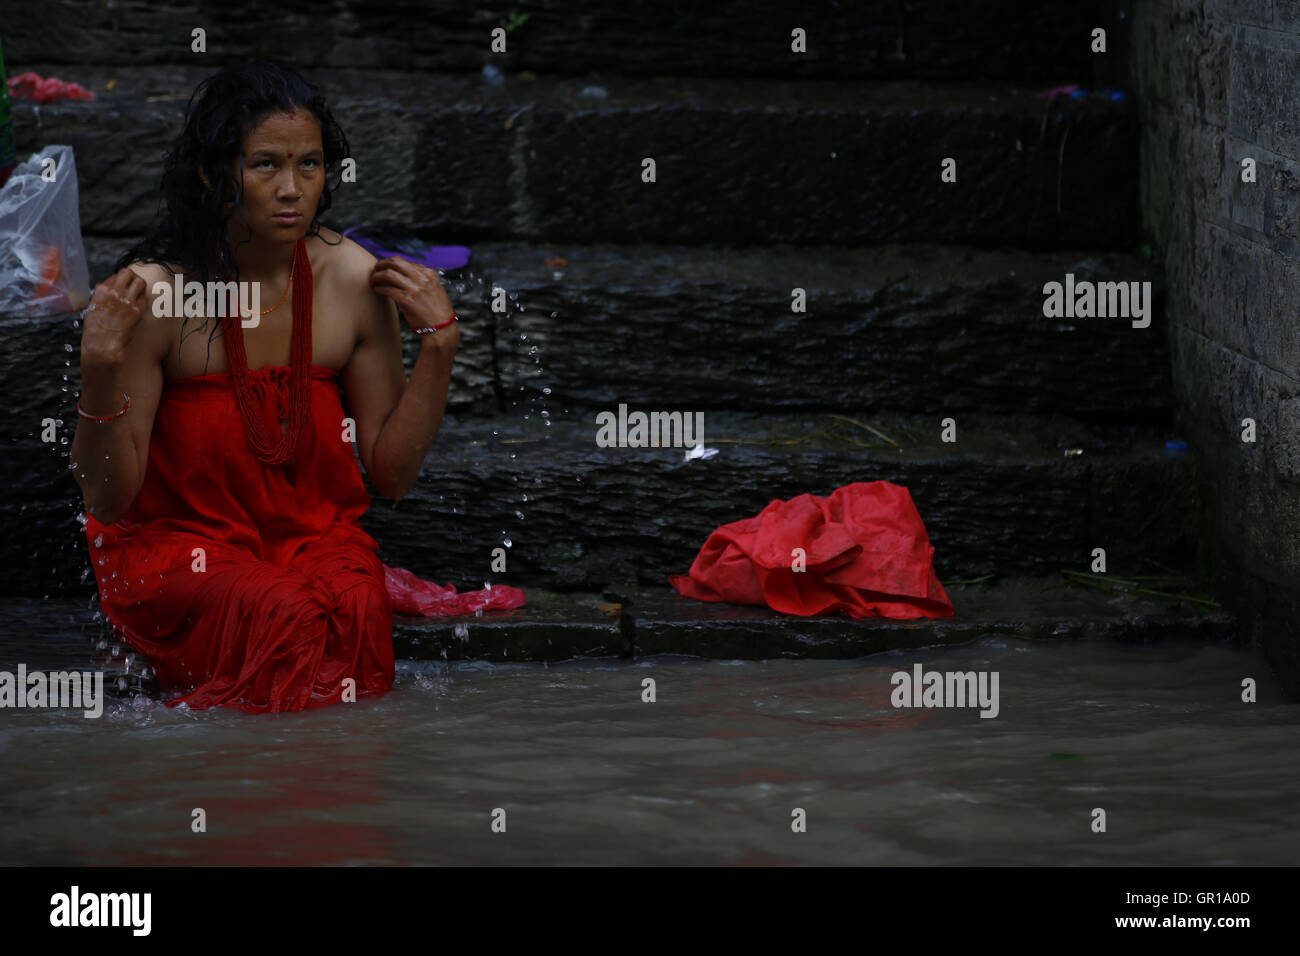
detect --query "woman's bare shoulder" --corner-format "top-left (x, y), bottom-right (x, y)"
top-left (121, 259), bottom-right (181, 283)
top-left (314, 228), bottom-right (383, 282)
top-left (311, 230), bottom-right (391, 348)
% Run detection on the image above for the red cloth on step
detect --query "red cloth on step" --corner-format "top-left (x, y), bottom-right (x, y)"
top-left (669, 481), bottom-right (954, 619)
top-left (84, 362), bottom-right (524, 714)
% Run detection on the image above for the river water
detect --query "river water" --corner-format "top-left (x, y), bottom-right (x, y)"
top-left (2, 597), bottom-right (1297, 866)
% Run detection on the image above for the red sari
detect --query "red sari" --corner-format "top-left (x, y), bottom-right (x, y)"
top-left (83, 239), bottom-right (522, 713)
top-left (85, 363), bottom-right (394, 713)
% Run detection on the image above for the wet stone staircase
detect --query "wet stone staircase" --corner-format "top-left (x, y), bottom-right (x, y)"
top-left (1, 1), bottom-right (1233, 689)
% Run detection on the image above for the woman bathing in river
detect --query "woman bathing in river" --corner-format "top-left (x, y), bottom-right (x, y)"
top-left (71, 60), bottom-right (458, 713)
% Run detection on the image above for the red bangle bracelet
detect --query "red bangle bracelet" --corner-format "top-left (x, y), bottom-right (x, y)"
top-left (77, 392), bottom-right (130, 422)
top-left (413, 312), bottom-right (458, 335)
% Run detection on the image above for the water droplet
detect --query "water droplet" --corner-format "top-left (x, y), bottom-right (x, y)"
top-left (503, 537), bottom-right (512, 547)
top-left (93, 534), bottom-right (104, 547)
top-left (514, 510), bottom-right (525, 520)
top-left (542, 387), bottom-right (551, 395)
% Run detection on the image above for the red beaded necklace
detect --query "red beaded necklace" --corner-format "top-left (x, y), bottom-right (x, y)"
top-left (220, 238), bottom-right (314, 465)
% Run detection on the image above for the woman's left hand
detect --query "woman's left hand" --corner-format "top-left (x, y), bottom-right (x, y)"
top-left (369, 256), bottom-right (461, 353)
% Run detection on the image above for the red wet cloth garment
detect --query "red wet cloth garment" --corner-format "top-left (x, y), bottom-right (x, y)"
top-left (83, 237), bottom-right (523, 713)
top-left (669, 481), bottom-right (955, 620)
top-left (84, 365), bottom-right (394, 713)
top-left (83, 364), bottom-right (522, 713)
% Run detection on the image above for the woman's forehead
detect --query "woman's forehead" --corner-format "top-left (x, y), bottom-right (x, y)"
top-left (244, 110), bottom-right (322, 147)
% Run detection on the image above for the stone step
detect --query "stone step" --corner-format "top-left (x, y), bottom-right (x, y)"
top-left (359, 410), bottom-right (1199, 592)
top-left (13, 65), bottom-right (1137, 247)
top-left (77, 573), bottom-right (1233, 682)
top-left (73, 238), bottom-right (1168, 422)
top-left (4, 2), bottom-right (1121, 85)
top-left (28, 570), bottom-right (1231, 702)
top-left (6, 406), bottom-right (1198, 598)
top-left (391, 575), bottom-right (1234, 663)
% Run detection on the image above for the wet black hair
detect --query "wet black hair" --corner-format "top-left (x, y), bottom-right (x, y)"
top-left (113, 60), bottom-right (350, 371)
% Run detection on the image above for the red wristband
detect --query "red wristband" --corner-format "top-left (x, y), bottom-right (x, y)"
top-left (413, 313), bottom-right (458, 335)
top-left (77, 392), bottom-right (131, 422)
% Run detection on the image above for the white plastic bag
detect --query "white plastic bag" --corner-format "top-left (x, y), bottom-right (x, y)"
top-left (0, 144), bottom-right (91, 316)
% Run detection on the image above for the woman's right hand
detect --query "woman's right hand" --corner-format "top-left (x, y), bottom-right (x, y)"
top-left (80, 267), bottom-right (149, 370)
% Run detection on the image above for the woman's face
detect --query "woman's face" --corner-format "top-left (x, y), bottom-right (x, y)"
top-left (230, 108), bottom-right (325, 240)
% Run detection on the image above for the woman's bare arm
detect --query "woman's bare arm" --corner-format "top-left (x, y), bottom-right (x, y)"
top-left (70, 265), bottom-right (169, 525)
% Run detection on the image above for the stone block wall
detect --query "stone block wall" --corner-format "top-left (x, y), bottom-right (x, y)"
top-left (1132, 0), bottom-right (1300, 696)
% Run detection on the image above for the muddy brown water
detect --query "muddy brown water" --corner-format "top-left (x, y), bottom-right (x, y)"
top-left (1, 598), bottom-right (1297, 865)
